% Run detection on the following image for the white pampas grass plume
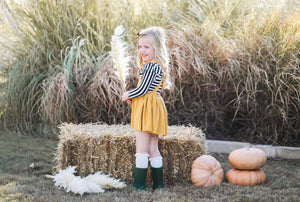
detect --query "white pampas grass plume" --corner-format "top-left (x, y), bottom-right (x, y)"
top-left (48, 166), bottom-right (126, 196)
top-left (82, 179), bottom-right (105, 193)
top-left (67, 176), bottom-right (105, 196)
top-left (66, 176), bottom-right (88, 196)
top-left (51, 166), bottom-right (78, 190)
top-left (84, 171), bottom-right (126, 189)
top-left (110, 25), bottom-right (131, 89)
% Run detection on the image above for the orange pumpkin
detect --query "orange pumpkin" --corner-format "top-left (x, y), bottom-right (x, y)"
top-left (191, 155), bottom-right (224, 187)
top-left (228, 148), bottom-right (267, 170)
top-left (226, 168), bottom-right (266, 185)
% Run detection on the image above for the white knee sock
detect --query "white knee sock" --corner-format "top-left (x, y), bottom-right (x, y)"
top-left (135, 153), bottom-right (149, 169)
top-left (149, 156), bottom-right (163, 168)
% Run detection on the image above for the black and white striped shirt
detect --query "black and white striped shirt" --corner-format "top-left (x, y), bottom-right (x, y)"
top-left (128, 62), bottom-right (163, 98)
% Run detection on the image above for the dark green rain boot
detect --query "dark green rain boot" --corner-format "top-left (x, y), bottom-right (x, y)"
top-left (151, 166), bottom-right (164, 190)
top-left (133, 166), bottom-right (148, 190)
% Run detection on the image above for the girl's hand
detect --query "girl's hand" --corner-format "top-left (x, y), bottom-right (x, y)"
top-left (122, 91), bottom-right (129, 102)
top-left (122, 92), bottom-right (132, 105)
top-left (126, 99), bottom-right (132, 105)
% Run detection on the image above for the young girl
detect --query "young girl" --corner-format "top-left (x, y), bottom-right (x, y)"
top-left (122, 26), bottom-right (170, 190)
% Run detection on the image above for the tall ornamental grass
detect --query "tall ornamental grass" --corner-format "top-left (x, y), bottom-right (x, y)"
top-left (0, 0), bottom-right (299, 146)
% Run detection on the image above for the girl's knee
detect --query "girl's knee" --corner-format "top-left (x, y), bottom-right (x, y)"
top-left (149, 147), bottom-right (161, 157)
top-left (135, 131), bottom-right (152, 153)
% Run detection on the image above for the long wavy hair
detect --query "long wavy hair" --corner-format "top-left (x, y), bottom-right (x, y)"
top-left (136, 26), bottom-right (171, 89)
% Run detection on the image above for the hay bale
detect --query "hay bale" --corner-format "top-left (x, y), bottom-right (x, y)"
top-left (55, 123), bottom-right (206, 184)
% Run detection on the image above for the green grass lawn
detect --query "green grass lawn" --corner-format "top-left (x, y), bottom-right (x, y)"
top-left (0, 129), bottom-right (299, 202)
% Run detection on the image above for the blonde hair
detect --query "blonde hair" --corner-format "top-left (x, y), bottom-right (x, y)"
top-left (136, 26), bottom-right (171, 89)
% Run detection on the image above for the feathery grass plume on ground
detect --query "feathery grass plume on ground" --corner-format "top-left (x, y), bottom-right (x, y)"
top-left (47, 166), bottom-right (126, 196)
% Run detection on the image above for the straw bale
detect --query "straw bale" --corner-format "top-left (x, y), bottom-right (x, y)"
top-left (55, 123), bottom-right (206, 184)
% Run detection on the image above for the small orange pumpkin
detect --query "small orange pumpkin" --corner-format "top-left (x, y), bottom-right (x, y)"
top-left (226, 168), bottom-right (266, 185)
top-left (191, 155), bottom-right (224, 187)
top-left (229, 147), bottom-right (267, 170)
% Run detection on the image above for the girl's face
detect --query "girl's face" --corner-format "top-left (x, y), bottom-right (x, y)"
top-left (138, 36), bottom-right (155, 63)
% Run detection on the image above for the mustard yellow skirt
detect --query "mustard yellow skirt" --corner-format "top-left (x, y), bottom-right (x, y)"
top-left (131, 92), bottom-right (168, 136)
